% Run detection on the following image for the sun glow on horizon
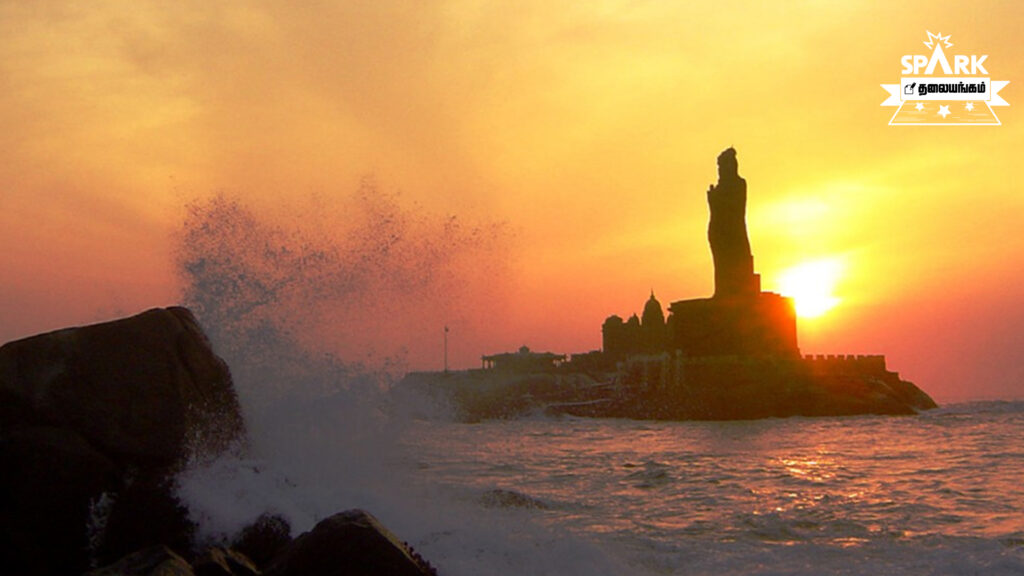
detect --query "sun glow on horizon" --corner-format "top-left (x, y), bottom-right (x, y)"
top-left (777, 259), bottom-right (843, 319)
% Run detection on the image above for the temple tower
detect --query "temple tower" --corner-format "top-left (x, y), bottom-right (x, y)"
top-left (640, 291), bottom-right (667, 353)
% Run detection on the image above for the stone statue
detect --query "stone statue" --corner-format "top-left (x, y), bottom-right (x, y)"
top-left (707, 147), bottom-right (757, 297)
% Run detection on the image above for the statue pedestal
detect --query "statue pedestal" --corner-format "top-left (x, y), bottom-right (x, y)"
top-left (668, 291), bottom-right (798, 358)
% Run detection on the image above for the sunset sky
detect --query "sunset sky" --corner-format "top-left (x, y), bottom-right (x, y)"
top-left (2, 1), bottom-right (1022, 402)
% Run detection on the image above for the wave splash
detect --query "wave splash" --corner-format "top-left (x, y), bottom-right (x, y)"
top-left (169, 183), bottom-right (606, 575)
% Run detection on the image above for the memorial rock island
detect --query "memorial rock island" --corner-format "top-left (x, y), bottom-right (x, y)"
top-left (399, 149), bottom-right (937, 421)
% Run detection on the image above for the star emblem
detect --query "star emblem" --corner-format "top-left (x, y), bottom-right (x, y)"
top-left (937, 105), bottom-right (951, 119)
top-left (923, 31), bottom-right (953, 50)
top-left (965, 102), bottom-right (975, 112)
top-left (915, 102), bottom-right (925, 111)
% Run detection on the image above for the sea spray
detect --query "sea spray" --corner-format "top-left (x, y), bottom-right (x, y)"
top-left (172, 180), bottom-right (507, 487)
top-left (173, 183), bottom-right (511, 515)
top-left (176, 181), bottom-right (513, 381)
top-left (168, 183), bottom-right (636, 574)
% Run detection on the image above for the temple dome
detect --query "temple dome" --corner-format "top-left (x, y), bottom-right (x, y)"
top-left (641, 291), bottom-right (665, 327)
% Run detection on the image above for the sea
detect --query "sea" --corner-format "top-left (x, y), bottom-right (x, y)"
top-left (178, 396), bottom-right (1024, 576)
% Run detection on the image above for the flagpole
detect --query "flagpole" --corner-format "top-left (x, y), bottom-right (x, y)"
top-left (444, 325), bottom-right (449, 374)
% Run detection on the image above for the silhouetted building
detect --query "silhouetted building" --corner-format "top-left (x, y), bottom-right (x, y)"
top-left (482, 346), bottom-right (566, 372)
top-left (604, 293), bottom-right (668, 358)
top-left (624, 314), bottom-right (641, 351)
top-left (640, 291), bottom-right (667, 354)
top-left (602, 315), bottom-right (627, 357)
top-left (603, 148), bottom-right (798, 359)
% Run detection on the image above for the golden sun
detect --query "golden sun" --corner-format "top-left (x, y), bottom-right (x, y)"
top-left (778, 259), bottom-right (843, 319)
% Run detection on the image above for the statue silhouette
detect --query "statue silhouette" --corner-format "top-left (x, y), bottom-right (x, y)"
top-left (707, 147), bottom-right (757, 297)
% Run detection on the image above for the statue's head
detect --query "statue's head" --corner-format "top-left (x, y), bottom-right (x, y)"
top-left (717, 147), bottom-right (738, 180)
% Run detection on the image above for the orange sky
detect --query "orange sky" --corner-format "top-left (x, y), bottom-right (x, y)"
top-left (2, 1), bottom-right (1022, 402)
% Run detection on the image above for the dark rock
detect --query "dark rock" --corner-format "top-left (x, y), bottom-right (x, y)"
top-left (0, 426), bottom-right (118, 574)
top-left (266, 510), bottom-right (437, 576)
top-left (85, 545), bottom-right (195, 576)
top-left (0, 306), bottom-right (244, 467)
top-left (233, 513), bottom-right (292, 569)
top-left (0, 307), bottom-right (246, 575)
top-left (193, 547), bottom-right (261, 576)
top-left (883, 375), bottom-right (939, 411)
top-left (94, 474), bottom-right (197, 569)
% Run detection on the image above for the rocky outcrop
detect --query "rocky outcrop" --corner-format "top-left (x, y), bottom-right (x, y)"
top-left (399, 354), bottom-right (937, 423)
top-left (266, 510), bottom-right (437, 576)
top-left (86, 545), bottom-right (261, 576)
top-left (85, 545), bottom-right (196, 576)
top-left (193, 546), bottom-right (261, 576)
top-left (85, 509), bottom-right (438, 576)
top-left (232, 513), bottom-right (293, 569)
top-left (0, 307), bottom-right (246, 574)
top-left (0, 306), bottom-right (243, 466)
top-left (0, 426), bottom-right (119, 573)
top-left (551, 356), bottom-right (938, 420)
